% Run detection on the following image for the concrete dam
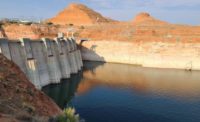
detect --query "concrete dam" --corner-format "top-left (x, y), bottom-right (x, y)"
top-left (0, 37), bottom-right (83, 89)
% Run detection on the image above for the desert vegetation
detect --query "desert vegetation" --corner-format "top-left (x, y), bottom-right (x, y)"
top-left (55, 107), bottom-right (83, 122)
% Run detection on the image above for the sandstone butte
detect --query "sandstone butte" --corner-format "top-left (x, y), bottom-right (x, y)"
top-left (0, 3), bottom-right (199, 43)
top-left (0, 54), bottom-right (62, 122)
top-left (48, 3), bottom-right (116, 25)
top-left (132, 12), bottom-right (168, 25)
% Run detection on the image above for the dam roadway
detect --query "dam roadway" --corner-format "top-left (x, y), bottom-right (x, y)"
top-left (0, 37), bottom-right (83, 89)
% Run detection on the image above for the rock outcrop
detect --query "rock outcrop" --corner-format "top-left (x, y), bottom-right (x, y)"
top-left (132, 12), bottom-right (168, 25)
top-left (48, 3), bottom-right (115, 25)
top-left (0, 54), bottom-right (62, 121)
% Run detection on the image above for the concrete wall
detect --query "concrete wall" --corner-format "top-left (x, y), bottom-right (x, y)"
top-left (79, 40), bottom-right (200, 70)
top-left (0, 38), bottom-right (83, 89)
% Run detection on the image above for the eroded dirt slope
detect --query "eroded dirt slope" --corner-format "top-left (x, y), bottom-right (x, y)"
top-left (0, 54), bottom-right (62, 122)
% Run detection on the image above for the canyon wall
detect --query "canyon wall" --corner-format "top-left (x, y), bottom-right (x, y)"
top-left (0, 38), bottom-right (83, 89)
top-left (79, 40), bottom-right (200, 70)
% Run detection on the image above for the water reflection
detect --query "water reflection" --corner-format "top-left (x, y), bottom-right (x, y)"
top-left (43, 61), bottom-right (200, 122)
top-left (42, 71), bottom-right (83, 108)
top-left (80, 62), bottom-right (200, 100)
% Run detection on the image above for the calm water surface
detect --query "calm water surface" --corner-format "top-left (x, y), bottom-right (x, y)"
top-left (42, 61), bottom-right (200, 122)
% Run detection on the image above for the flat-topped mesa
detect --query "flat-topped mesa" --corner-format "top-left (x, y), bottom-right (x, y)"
top-left (132, 12), bottom-right (168, 25)
top-left (48, 3), bottom-right (116, 25)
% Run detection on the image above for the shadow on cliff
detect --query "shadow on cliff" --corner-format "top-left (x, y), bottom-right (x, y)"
top-left (79, 39), bottom-right (105, 73)
top-left (0, 25), bottom-right (7, 38)
top-left (79, 39), bottom-right (105, 61)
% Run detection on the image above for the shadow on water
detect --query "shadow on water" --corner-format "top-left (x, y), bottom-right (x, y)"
top-left (83, 61), bottom-right (105, 73)
top-left (42, 71), bottom-right (84, 109)
top-left (42, 61), bottom-right (105, 109)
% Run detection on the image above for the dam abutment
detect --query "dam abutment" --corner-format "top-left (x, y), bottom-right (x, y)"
top-left (0, 37), bottom-right (83, 89)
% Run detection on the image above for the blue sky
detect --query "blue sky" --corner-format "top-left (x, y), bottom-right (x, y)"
top-left (0, 0), bottom-right (200, 25)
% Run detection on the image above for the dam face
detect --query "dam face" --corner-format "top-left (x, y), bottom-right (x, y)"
top-left (0, 37), bottom-right (83, 89)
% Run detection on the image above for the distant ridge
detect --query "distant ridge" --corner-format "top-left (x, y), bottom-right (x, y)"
top-left (48, 3), bottom-right (116, 25)
top-left (132, 12), bottom-right (168, 25)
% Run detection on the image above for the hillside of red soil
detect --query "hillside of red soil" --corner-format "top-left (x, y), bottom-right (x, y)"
top-left (48, 3), bottom-right (116, 25)
top-left (0, 54), bottom-right (62, 122)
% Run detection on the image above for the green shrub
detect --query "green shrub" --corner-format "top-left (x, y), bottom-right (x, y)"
top-left (73, 32), bottom-right (79, 37)
top-left (0, 22), bottom-right (3, 28)
top-left (9, 20), bottom-right (18, 24)
top-left (27, 88), bottom-right (34, 96)
top-left (80, 26), bottom-right (85, 29)
top-left (23, 22), bottom-right (32, 25)
top-left (69, 23), bottom-right (74, 26)
top-left (56, 107), bottom-right (81, 122)
top-left (22, 102), bottom-right (35, 114)
top-left (46, 22), bottom-right (53, 25)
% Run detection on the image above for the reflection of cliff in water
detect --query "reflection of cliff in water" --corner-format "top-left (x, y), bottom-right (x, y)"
top-left (78, 61), bottom-right (200, 100)
top-left (42, 71), bottom-right (83, 109)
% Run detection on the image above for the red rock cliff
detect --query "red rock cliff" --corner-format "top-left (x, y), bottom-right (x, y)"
top-left (48, 3), bottom-right (115, 25)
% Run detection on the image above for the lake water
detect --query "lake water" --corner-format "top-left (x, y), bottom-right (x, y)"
top-left (42, 61), bottom-right (200, 122)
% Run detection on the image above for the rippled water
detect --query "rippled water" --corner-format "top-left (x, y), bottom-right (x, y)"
top-left (42, 61), bottom-right (200, 122)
